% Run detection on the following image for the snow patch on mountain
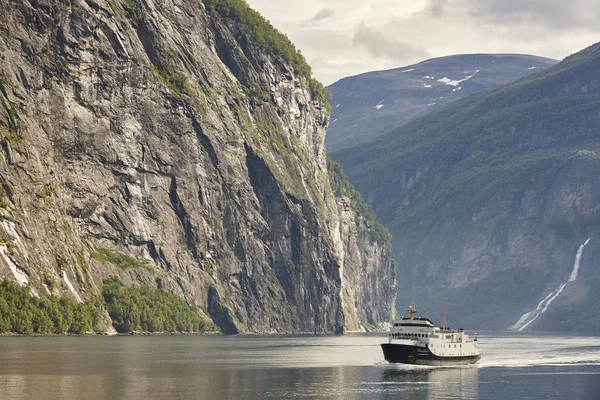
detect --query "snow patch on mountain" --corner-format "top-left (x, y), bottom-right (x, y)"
top-left (437, 70), bottom-right (480, 87)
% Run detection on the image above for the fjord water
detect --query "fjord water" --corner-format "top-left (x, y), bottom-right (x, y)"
top-left (1, 333), bottom-right (599, 399)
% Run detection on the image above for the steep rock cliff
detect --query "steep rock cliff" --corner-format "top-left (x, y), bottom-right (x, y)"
top-left (0, 0), bottom-right (396, 333)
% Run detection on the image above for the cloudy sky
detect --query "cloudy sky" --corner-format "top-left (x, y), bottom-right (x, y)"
top-left (246, 0), bottom-right (600, 85)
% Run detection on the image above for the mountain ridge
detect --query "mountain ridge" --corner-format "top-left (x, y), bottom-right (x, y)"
top-left (325, 53), bottom-right (559, 152)
top-left (332, 42), bottom-right (600, 331)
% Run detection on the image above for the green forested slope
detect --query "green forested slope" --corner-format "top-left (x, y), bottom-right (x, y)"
top-left (334, 43), bottom-right (600, 233)
top-left (332, 42), bottom-right (600, 330)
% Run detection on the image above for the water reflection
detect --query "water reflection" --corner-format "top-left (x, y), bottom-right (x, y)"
top-left (381, 366), bottom-right (478, 400)
top-left (0, 347), bottom-right (477, 400)
top-left (1, 334), bottom-right (599, 400)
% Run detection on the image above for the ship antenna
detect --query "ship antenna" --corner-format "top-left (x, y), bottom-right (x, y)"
top-left (442, 298), bottom-right (450, 331)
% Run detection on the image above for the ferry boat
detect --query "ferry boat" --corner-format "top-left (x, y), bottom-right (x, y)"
top-left (381, 299), bottom-right (481, 365)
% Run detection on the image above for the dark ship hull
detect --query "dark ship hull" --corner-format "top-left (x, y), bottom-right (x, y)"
top-left (381, 343), bottom-right (481, 366)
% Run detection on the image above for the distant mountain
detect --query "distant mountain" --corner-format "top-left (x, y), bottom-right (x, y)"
top-left (331, 43), bottom-right (600, 331)
top-left (325, 54), bottom-right (558, 152)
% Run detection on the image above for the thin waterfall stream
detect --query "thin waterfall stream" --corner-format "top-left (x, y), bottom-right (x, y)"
top-left (511, 238), bottom-right (591, 331)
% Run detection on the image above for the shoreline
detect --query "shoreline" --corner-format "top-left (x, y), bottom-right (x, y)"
top-left (0, 331), bottom-right (223, 337)
top-left (0, 330), bottom-right (389, 337)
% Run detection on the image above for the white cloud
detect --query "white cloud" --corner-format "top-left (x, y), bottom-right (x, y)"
top-left (353, 23), bottom-right (431, 62)
top-left (245, 0), bottom-right (600, 85)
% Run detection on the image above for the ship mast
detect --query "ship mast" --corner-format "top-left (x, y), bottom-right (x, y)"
top-left (442, 298), bottom-right (450, 330)
top-left (408, 300), bottom-right (418, 320)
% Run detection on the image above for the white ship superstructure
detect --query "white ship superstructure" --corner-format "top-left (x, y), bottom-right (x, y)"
top-left (381, 301), bottom-right (481, 365)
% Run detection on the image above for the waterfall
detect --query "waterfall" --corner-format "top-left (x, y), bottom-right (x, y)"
top-left (510, 238), bottom-right (591, 331)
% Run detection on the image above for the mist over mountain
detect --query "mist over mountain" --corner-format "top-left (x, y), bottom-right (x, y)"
top-left (326, 54), bottom-right (558, 152)
top-left (332, 42), bottom-right (600, 331)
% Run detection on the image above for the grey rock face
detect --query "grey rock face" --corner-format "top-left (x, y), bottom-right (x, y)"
top-left (0, 0), bottom-right (395, 333)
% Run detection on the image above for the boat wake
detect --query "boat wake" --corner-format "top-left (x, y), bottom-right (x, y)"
top-left (379, 336), bottom-right (600, 371)
top-left (476, 354), bottom-right (600, 369)
top-left (380, 358), bottom-right (600, 371)
top-left (511, 238), bottom-right (591, 331)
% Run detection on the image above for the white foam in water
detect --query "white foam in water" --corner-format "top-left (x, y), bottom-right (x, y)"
top-left (511, 238), bottom-right (591, 331)
top-left (474, 333), bottom-right (600, 369)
